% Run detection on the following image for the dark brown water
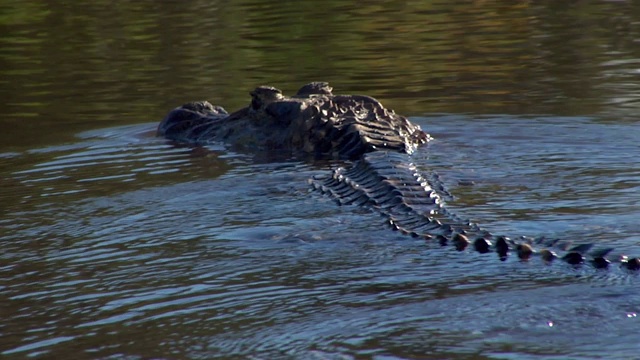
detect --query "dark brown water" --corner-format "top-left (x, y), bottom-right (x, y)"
top-left (2, 1), bottom-right (640, 359)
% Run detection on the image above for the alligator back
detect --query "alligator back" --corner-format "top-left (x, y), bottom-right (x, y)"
top-left (311, 150), bottom-right (482, 238)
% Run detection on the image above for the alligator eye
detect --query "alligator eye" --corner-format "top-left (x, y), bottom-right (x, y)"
top-left (251, 97), bottom-right (262, 110)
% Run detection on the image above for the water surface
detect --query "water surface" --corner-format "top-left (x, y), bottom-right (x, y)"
top-left (1, 1), bottom-right (640, 359)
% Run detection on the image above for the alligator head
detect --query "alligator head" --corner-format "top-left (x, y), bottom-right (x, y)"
top-left (158, 82), bottom-right (430, 159)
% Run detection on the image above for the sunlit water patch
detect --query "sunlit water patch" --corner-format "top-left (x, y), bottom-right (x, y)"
top-left (422, 115), bottom-right (640, 249)
top-left (1, 118), bottom-right (640, 359)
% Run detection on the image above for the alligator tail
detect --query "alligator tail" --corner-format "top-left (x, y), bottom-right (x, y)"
top-left (311, 151), bottom-right (640, 271)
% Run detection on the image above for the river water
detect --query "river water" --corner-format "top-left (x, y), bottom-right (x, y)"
top-left (1, 1), bottom-right (640, 359)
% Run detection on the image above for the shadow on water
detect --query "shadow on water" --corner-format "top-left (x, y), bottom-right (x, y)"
top-left (1, 0), bottom-right (640, 359)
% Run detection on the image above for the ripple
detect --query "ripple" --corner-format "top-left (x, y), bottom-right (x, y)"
top-left (3, 1), bottom-right (640, 357)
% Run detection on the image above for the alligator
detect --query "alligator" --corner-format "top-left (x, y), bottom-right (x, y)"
top-left (159, 82), bottom-right (640, 271)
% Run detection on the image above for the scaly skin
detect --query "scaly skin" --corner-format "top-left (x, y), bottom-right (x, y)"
top-left (159, 82), bottom-right (640, 271)
top-left (159, 82), bottom-right (429, 159)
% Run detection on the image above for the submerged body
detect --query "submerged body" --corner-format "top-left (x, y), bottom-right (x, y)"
top-left (159, 82), bottom-right (639, 271)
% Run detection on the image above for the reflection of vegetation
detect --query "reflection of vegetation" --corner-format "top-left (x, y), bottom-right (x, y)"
top-left (0, 0), bottom-right (639, 147)
top-left (0, 1), bottom-right (50, 25)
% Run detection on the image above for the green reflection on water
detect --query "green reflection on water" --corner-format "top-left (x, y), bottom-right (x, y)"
top-left (0, 0), bottom-right (639, 150)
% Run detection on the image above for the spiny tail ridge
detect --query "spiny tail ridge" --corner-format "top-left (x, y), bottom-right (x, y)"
top-left (310, 151), bottom-right (640, 271)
